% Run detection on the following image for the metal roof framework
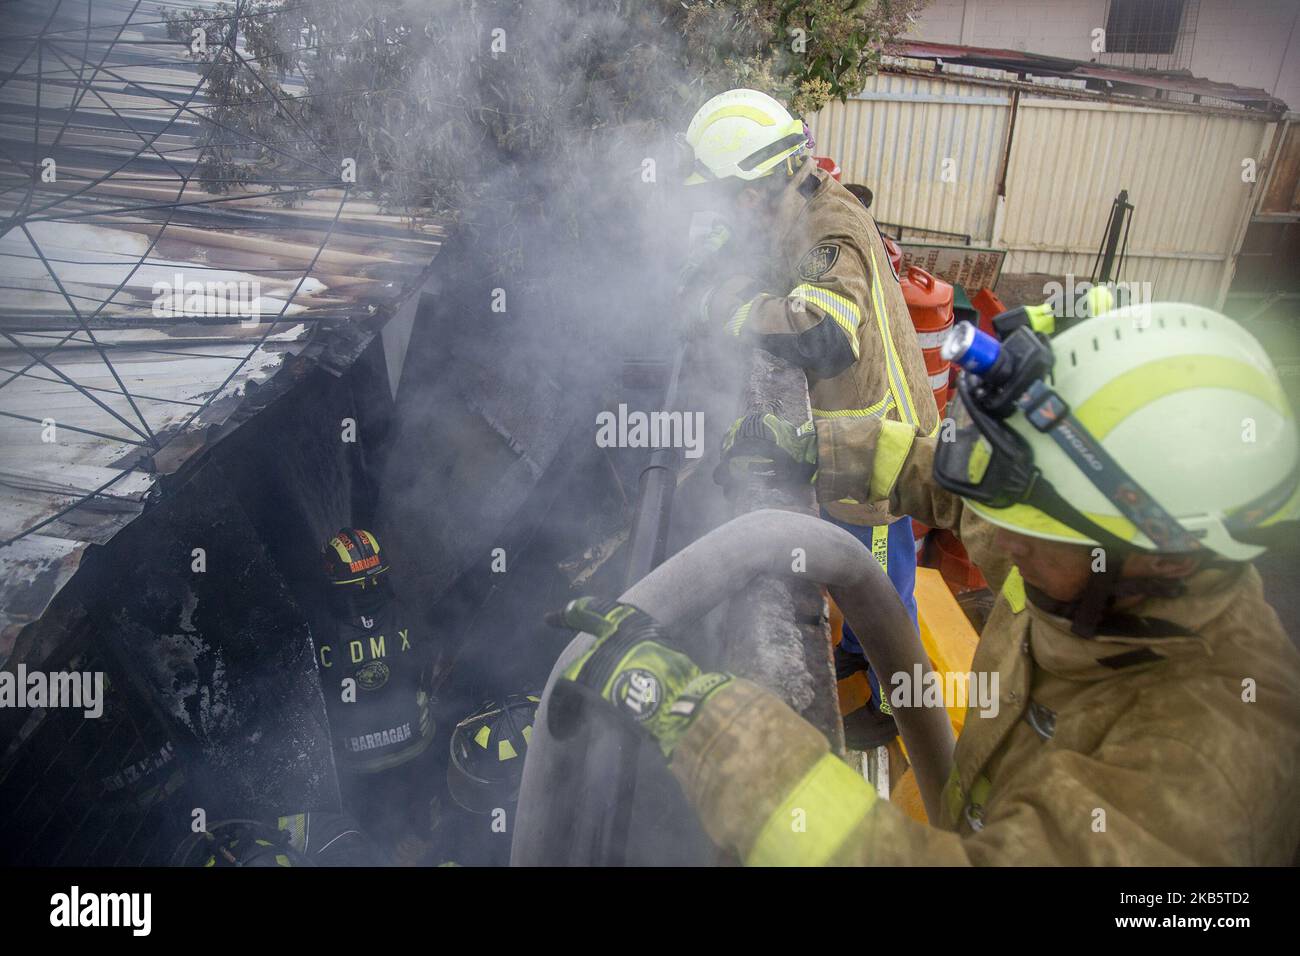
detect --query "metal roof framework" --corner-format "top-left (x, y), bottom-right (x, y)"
top-left (0, 0), bottom-right (443, 650)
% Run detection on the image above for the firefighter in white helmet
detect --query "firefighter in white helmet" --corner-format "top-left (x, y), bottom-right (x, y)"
top-left (552, 301), bottom-right (1300, 865)
top-left (680, 88), bottom-right (939, 739)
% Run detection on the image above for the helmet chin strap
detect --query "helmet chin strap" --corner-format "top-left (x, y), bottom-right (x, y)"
top-left (328, 576), bottom-right (390, 618)
top-left (1023, 554), bottom-right (1190, 639)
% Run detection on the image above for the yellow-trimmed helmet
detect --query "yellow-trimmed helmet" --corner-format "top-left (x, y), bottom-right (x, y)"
top-left (962, 302), bottom-right (1299, 561)
top-left (322, 527), bottom-right (389, 587)
top-left (447, 694), bottom-right (540, 814)
top-left (682, 89), bottom-right (809, 186)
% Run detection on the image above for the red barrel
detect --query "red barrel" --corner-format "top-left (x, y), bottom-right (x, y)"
top-left (880, 233), bottom-right (905, 284)
top-left (813, 155), bottom-right (841, 181)
top-left (900, 265), bottom-right (955, 416)
top-left (933, 529), bottom-right (987, 593)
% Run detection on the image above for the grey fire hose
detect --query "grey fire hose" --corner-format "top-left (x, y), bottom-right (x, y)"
top-left (512, 509), bottom-right (957, 865)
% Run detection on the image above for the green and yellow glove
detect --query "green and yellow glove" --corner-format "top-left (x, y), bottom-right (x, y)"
top-left (675, 221), bottom-right (733, 297)
top-left (545, 597), bottom-right (732, 758)
top-left (715, 412), bottom-right (817, 489)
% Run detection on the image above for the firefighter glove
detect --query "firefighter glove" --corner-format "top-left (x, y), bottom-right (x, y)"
top-left (716, 413), bottom-right (817, 489)
top-left (544, 597), bottom-right (732, 758)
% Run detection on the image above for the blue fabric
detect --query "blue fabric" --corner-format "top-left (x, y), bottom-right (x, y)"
top-left (821, 511), bottom-right (919, 711)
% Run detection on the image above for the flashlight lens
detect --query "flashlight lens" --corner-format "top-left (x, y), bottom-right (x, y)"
top-left (942, 323), bottom-right (1001, 375)
top-left (940, 322), bottom-right (975, 362)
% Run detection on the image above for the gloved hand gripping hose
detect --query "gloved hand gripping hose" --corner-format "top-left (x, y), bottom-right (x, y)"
top-left (545, 598), bottom-right (732, 758)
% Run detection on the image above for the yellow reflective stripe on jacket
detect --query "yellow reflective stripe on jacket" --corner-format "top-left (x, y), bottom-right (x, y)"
top-left (1002, 566), bottom-right (1026, 613)
top-left (870, 418), bottom-right (917, 500)
top-left (942, 768), bottom-right (993, 830)
top-left (745, 752), bottom-right (876, 866)
top-left (865, 247), bottom-right (919, 427)
top-left (277, 813), bottom-right (308, 853)
top-left (726, 297), bottom-right (757, 337)
top-left (791, 283), bottom-right (862, 359)
top-left (812, 392), bottom-right (893, 420)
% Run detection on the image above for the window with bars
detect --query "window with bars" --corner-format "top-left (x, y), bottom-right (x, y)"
top-left (1105, 0), bottom-right (1188, 56)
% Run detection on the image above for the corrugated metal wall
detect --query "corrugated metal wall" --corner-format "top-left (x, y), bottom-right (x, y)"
top-left (1001, 99), bottom-right (1272, 305)
top-left (810, 73), bottom-right (1276, 306)
top-left (817, 73), bottom-right (1010, 242)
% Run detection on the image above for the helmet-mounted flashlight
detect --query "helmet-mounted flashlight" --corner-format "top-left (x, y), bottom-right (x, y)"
top-left (941, 322), bottom-right (1001, 375)
top-left (941, 317), bottom-right (1057, 419)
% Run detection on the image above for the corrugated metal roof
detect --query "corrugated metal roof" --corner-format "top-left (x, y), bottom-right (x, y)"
top-left (888, 40), bottom-right (1290, 114)
top-left (0, 0), bottom-right (443, 651)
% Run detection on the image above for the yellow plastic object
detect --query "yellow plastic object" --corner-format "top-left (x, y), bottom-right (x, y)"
top-left (838, 671), bottom-right (873, 717)
top-left (913, 567), bottom-right (981, 737)
top-left (833, 569), bottom-right (981, 823)
top-left (891, 767), bottom-right (928, 823)
top-left (1026, 302), bottom-right (1056, 334)
top-left (1084, 283), bottom-right (1115, 317)
top-left (828, 589), bottom-right (843, 647)
top-left (888, 568), bottom-right (982, 824)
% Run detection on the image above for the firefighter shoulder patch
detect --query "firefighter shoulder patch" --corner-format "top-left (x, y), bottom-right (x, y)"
top-left (796, 243), bottom-right (840, 281)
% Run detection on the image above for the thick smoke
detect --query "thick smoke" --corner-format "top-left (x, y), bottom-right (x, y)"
top-left (365, 0), bottom-right (752, 864)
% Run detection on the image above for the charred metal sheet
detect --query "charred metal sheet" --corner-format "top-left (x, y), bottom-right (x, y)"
top-left (0, 535), bottom-right (88, 660)
top-left (91, 464), bottom-right (339, 820)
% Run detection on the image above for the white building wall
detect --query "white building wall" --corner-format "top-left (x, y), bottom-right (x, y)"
top-left (905, 0), bottom-right (1300, 110)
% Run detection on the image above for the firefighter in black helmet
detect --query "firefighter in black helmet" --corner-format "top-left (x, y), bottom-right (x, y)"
top-left (315, 528), bottom-right (440, 857)
top-left (172, 814), bottom-right (386, 867)
top-left (447, 694), bottom-right (539, 814)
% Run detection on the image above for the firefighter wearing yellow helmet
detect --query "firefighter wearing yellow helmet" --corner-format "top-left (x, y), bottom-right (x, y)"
top-left (551, 301), bottom-right (1300, 864)
top-left (681, 88), bottom-right (939, 735)
top-left (680, 89), bottom-right (935, 451)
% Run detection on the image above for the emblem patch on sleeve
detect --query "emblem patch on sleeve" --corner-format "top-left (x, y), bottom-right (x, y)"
top-left (797, 243), bottom-right (840, 280)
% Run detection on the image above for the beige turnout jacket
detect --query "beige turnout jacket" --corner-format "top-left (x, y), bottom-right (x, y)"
top-left (706, 160), bottom-right (938, 525)
top-left (667, 417), bottom-right (1300, 865)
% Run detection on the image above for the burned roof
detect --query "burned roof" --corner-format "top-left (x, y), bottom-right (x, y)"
top-left (0, 0), bottom-right (443, 654)
top-left (889, 39), bottom-right (1290, 115)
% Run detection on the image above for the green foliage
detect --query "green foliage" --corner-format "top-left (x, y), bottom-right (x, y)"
top-left (164, 0), bottom-right (923, 274)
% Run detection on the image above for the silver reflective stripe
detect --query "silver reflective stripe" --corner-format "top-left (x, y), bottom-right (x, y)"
top-left (812, 393), bottom-right (893, 419)
top-left (915, 325), bottom-right (954, 349)
top-left (792, 283), bottom-right (862, 348)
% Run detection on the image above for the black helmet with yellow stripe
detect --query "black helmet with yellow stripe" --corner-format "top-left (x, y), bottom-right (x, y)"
top-left (448, 694), bottom-right (539, 814)
top-left (322, 527), bottom-right (389, 588)
top-left (171, 820), bottom-right (307, 867)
